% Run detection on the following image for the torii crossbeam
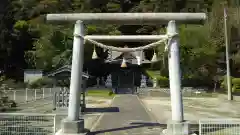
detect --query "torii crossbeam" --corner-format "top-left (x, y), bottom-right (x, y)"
top-left (46, 13), bottom-right (206, 24)
top-left (84, 35), bottom-right (167, 42)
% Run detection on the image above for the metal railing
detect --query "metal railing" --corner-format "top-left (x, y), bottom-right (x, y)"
top-left (1, 114), bottom-right (240, 135)
top-left (53, 91), bottom-right (69, 109)
top-left (199, 119), bottom-right (240, 135)
top-left (52, 87), bottom-right (86, 110)
top-left (137, 87), bottom-right (207, 97)
top-left (1, 88), bottom-right (63, 104)
top-left (0, 113), bottom-right (57, 135)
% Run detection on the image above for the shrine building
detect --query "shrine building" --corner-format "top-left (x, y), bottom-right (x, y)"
top-left (103, 49), bottom-right (156, 93)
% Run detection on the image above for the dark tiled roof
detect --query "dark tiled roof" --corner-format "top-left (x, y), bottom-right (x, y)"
top-left (45, 65), bottom-right (90, 79)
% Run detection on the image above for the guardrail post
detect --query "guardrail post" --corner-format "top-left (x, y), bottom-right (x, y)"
top-left (13, 90), bottom-right (16, 101)
top-left (61, 91), bottom-right (64, 107)
top-left (67, 92), bottom-right (69, 107)
top-left (81, 80), bottom-right (86, 112)
top-left (25, 88), bottom-right (28, 102)
top-left (53, 114), bottom-right (56, 133)
top-left (42, 88), bottom-right (45, 99)
top-left (57, 92), bottom-right (60, 108)
top-left (53, 92), bottom-right (57, 110)
top-left (35, 89), bottom-right (37, 100)
top-left (199, 120), bottom-right (201, 135)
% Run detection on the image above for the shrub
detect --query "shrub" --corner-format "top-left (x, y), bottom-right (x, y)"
top-left (55, 79), bottom-right (70, 87)
top-left (0, 79), bottom-right (27, 89)
top-left (220, 76), bottom-right (240, 93)
top-left (156, 76), bottom-right (169, 87)
top-left (220, 75), bottom-right (234, 89)
top-left (28, 77), bottom-right (55, 88)
top-left (146, 70), bottom-right (169, 87)
top-left (108, 91), bottom-right (113, 96)
top-left (7, 100), bottom-right (17, 108)
top-left (146, 70), bottom-right (155, 77)
top-left (232, 78), bottom-right (240, 93)
top-left (0, 97), bottom-right (17, 112)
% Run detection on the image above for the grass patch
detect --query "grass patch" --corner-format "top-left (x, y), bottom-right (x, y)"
top-left (86, 89), bottom-right (115, 98)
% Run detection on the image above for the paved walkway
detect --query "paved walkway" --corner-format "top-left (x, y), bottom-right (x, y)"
top-left (90, 94), bottom-right (162, 135)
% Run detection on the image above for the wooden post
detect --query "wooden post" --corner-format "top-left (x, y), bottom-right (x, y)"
top-left (53, 92), bottom-right (57, 110)
top-left (42, 88), bottom-right (45, 99)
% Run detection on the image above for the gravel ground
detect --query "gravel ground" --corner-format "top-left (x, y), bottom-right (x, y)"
top-left (139, 92), bottom-right (240, 135)
top-left (0, 96), bottom-right (113, 135)
top-left (140, 96), bottom-right (240, 123)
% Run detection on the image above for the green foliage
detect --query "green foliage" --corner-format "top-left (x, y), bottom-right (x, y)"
top-left (14, 20), bottom-right (29, 30)
top-left (145, 70), bottom-right (156, 78)
top-left (220, 76), bottom-right (240, 93)
top-left (156, 76), bottom-right (169, 88)
top-left (28, 77), bottom-right (55, 88)
top-left (0, 96), bottom-right (17, 112)
top-left (108, 91), bottom-right (114, 96)
top-left (232, 78), bottom-right (240, 93)
top-left (220, 75), bottom-right (233, 89)
top-left (1, 0), bottom-right (240, 91)
top-left (146, 70), bottom-right (169, 87)
top-left (0, 76), bottom-right (6, 83)
top-left (55, 79), bottom-right (70, 87)
top-left (0, 77), bottom-right (26, 89)
top-left (86, 89), bottom-right (114, 97)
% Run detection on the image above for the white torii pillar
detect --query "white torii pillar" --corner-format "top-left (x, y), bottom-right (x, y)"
top-left (46, 13), bottom-right (207, 135)
top-left (58, 20), bottom-right (86, 134)
top-left (167, 21), bottom-right (184, 122)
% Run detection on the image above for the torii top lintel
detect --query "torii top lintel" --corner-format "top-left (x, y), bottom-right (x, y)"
top-left (46, 13), bottom-right (207, 25)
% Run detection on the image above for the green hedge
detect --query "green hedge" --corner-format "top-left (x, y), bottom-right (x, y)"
top-left (28, 77), bottom-right (55, 88)
top-left (232, 78), bottom-right (240, 92)
top-left (146, 70), bottom-right (169, 87)
top-left (0, 79), bottom-right (27, 89)
top-left (156, 76), bottom-right (169, 87)
top-left (221, 76), bottom-right (240, 93)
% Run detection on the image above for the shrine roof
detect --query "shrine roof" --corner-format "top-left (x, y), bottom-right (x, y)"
top-left (45, 65), bottom-right (90, 79)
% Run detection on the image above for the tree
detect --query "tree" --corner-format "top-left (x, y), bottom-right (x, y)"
top-left (0, 0), bottom-right (228, 85)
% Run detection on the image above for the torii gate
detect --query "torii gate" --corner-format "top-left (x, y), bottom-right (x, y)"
top-left (46, 13), bottom-right (207, 134)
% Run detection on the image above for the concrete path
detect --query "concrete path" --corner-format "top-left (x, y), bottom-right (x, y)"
top-left (90, 94), bottom-right (163, 135)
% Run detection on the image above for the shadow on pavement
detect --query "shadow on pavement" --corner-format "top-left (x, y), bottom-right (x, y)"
top-left (84, 107), bottom-right (120, 113)
top-left (89, 122), bottom-right (164, 135)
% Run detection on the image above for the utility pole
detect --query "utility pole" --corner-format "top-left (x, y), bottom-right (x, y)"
top-left (224, 8), bottom-right (233, 101)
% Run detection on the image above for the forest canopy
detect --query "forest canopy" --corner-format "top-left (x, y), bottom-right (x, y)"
top-left (0, 0), bottom-right (240, 89)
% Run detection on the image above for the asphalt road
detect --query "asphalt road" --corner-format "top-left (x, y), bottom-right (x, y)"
top-left (90, 94), bottom-right (162, 135)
